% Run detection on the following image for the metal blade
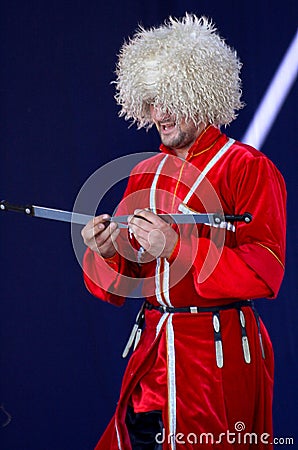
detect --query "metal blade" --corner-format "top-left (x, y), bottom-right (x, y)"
top-left (111, 213), bottom-right (216, 225)
top-left (33, 206), bottom-right (128, 227)
top-left (1, 201), bottom-right (252, 226)
top-left (156, 213), bottom-right (213, 224)
top-left (33, 206), bottom-right (93, 225)
top-left (0, 201), bottom-right (127, 227)
top-left (111, 212), bottom-right (252, 225)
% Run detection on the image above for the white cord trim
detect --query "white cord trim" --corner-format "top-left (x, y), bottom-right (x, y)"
top-left (163, 258), bottom-right (173, 307)
top-left (156, 312), bottom-right (170, 338)
top-left (150, 155), bottom-right (169, 213)
top-left (183, 138), bottom-right (235, 205)
top-left (155, 257), bottom-right (167, 306)
top-left (167, 315), bottom-right (177, 450)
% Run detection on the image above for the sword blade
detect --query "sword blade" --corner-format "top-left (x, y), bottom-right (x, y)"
top-left (111, 213), bottom-right (214, 225)
top-left (33, 206), bottom-right (129, 227)
top-left (157, 213), bottom-right (213, 224)
top-left (0, 201), bottom-right (128, 227)
top-left (1, 201), bottom-right (252, 226)
top-left (33, 206), bottom-right (93, 225)
top-left (111, 212), bottom-right (252, 225)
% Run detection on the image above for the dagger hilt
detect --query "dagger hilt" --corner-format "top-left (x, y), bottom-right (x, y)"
top-left (0, 200), bottom-right (34, 216)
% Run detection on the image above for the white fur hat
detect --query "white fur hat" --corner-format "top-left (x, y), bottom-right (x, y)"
top-left (114, 13), bottom-right (244, 129)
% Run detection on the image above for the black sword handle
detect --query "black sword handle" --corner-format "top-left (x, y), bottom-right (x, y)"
top-left (0, 200), bottom-right (34, 216)
top-left (224, 212), bottom-right (252, 223)
top-left (212, 212), bottom-right (252, 225)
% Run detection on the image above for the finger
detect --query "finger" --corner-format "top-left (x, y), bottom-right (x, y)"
top-left (89, 214), bottom-right (111, 229)
top-left (128, 211), bottom-right (157, 232)
top-left (133, 229), bottom-right (166, 257)
top-left (132, 209), bottom-right (168, 227)
top-left (81, 213), bottom-right (110, 237)
top-left (129, 219), bottom-right (153, 235)
top-left (129, 225), bottom-right (163, 251)
top-left (90, 224), bottom-right (120, 254)
top-left (131, 233), bottom-right (150, 252)
top-left (95, 221), bottom-right (119, 247)
top-left (148, 229), bottom-right (166, 254)
top-left (83, 219), bottom-right (117, 247)
top-left (96, 227), bottom-right (120, 254)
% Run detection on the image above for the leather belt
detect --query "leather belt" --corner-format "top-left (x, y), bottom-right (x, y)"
top-left (144, 300), bottom-right (253, 314)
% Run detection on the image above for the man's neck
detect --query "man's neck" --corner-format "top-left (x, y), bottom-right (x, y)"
top-left (173, 147), bottom-right (191, 160)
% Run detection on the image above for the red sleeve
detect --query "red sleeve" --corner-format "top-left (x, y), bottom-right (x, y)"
top-left (172, 155), bottom-right (287, 300)
top-left (83, 247), bottom-right (142, 306)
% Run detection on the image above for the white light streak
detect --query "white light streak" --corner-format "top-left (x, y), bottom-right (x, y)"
top-left (242, 29), bottom-right (298, 149)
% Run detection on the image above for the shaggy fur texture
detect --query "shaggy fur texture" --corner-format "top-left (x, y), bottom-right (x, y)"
top-left (114, 13), bottom-right (244, 129)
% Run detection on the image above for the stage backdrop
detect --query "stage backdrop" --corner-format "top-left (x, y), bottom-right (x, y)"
top-left (1, 1), bottom-right (297, 449)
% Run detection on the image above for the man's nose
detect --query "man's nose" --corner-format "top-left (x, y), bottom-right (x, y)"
top-left (152, 106), bottom-right (169, 121)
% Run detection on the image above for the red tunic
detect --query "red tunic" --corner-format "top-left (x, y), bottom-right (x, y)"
top-left (83, 126), bottom-right (286, 449)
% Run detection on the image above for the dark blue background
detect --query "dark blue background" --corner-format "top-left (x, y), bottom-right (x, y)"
top-left (1, 1), bottom-right (297, 449)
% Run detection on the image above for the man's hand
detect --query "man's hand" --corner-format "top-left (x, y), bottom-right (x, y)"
top-left (128, 209), bottom-right (178, 259)
top-left (81, 214), bottom-right (120, 258)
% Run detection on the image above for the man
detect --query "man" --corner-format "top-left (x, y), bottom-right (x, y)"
top-left (82, 14), bottom-right (286, 449)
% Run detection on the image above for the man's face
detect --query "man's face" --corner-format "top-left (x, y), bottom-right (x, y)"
top-left (149, 105), bottom-right (203, 153)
